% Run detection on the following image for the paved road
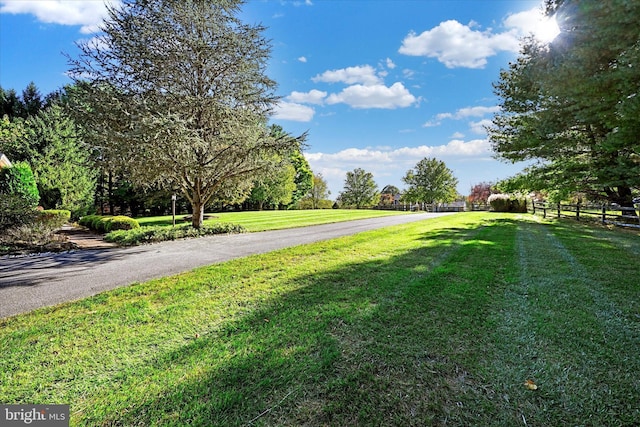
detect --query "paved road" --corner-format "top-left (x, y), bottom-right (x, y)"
top-left (0, 212), bottom-right (453, 318)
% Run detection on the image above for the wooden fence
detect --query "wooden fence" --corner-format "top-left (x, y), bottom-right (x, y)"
top-left (374, 203), bottom-right (465, 212)
top-left (531, 201), bottom-right (640, 228)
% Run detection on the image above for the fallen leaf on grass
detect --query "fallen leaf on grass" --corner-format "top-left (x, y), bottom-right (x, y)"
top-left (524, 379), bottom-right (538, 390)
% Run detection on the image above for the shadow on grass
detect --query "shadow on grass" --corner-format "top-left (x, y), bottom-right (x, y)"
top-left (81, 218), bottom-right (526, 426)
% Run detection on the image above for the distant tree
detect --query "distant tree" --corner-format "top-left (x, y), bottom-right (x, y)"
top-left (380, 184), bottom-right (400, 206)
top-left (69, 0), bottom-right (302, 227)
top-left (468, 182), bottom-right (494, 206)
top-left (289, 150), bottom-right (313, 206)
top-left (0, 87), bottom-right (22, 119)
top-left (249, 160), bottom-right (296, 210)
top-left (303, 173), bottom-right (331, 209)
top-left (0, 115), bottom-right (27, 160)
top-left (340, 168), bottom-right (379, 209)
top-left (402, 157), bottom-right (458, 204)
top-left (20, 82), bottom-right (43, 118)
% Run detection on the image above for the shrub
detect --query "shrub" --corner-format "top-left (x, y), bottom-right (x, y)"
top-left (488, 193), bottom-right (528, 213)
top-left (105, 223), bottom-right (246, 246)
top-left (36, 209), bottom-right (71, 229)
top-left (79, 215), bottom-right (140, 233)
top-left (0, 162), bottom-right (39, 231)
top-left (488, 194), bottom-right (511, 212)
top-left (105, 216), bottom-right (140, 232)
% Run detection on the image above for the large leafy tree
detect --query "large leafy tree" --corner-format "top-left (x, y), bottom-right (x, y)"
top-left (402, 157), bottom-right (458, 204)
top-left (339, 168), bottom-right (378, 209)
top-left (69, 0), bottom-right (302, 227)
top-left (489, 0), bottom-right (640, 207)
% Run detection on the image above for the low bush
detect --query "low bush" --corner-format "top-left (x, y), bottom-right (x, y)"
top-left (488, 194), bottom-right (511, 212)
top-left (105, 223), bottom-right (246, 246)
top-left (105, 215), bottom-right (140, 232)
top-left (488, 193), bottom-right (528, 213)
top-left (36, 209), bottom-right (71, 229)
top-left (79, 215), bottom-right (140, 233)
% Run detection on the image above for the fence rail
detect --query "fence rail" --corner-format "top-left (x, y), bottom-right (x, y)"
top-left (531, 201), bottom-right (640, 228)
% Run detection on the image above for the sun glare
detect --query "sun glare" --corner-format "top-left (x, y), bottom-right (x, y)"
top-left (535, 16), bottom-right (561, 43)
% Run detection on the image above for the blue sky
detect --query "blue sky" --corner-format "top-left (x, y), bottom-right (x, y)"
top-left (0, 0), bottom-right (559, 199)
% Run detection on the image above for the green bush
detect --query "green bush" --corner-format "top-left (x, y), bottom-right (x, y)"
top-left (488, 193), bottom-right (528, 213)
top-left (79, 215), bottom-right (140, 233)
top-left (36, 209), bottom-right (71, 229)
top-left (488, 194), bottom-right (511, 212)
top-left (105, 223), bottom-right (246, 246)
top-left (105, 215), bottom-right (140, 232)
top-left (0, 162), bottom-right (40, 231)
top-left (0, 162), bottom-right (39, 207)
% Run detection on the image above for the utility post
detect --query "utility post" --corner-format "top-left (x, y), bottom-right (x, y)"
top-left (172, 194), bottom-right (177, 227)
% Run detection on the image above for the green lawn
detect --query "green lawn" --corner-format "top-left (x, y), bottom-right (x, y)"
top-left (1, 212), bottom-right (638, 426)
top-left (136, 208), bottom-right (411, 231)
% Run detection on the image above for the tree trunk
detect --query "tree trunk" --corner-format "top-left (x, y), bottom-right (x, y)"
top-left (191, 199), bottom-right (205, 228)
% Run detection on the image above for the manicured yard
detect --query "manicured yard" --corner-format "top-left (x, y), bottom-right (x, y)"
top-left (135, 208), bottom-right (411, 231)
top-left (1, 212), bottom-right (638, 426)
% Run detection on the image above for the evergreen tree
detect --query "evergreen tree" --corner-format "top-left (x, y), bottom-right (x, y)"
top-left (489, 0), bottom-right (640, 206)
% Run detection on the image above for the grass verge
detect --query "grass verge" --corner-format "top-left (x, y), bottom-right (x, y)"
top-left (1, 213), bottom-right (638, 426)
top-left (135, 208), bottom-right (410, 232)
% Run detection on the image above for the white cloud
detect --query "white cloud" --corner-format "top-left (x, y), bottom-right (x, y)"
top-left (272, 101), bottom-right (315, 122)
top-left (307, 139), bottom-right (490, 166)
top-left (424, 105), bottom-right (499, 127)
top-left (398, 19), bottom-right (520, 68)
top-left (469, 119), bottom-right (493, 135)
top-left (312, 65), bottom-right (381, 85)
top-left (298, 56), bottom-right (307, 63)
top-left (0, 0), bottom-right (121, 34)
top-left (326, 82), bottom-right (417, 109)
top-left (385, 58), bottom-right (396, 69)
top-left (287, 89), bottom-right (327, 105)
top-left (453, 105), bottom-right (500, 118)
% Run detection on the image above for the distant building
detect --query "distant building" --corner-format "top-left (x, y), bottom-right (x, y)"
top-left (0, 153), bottom-right (12, 169)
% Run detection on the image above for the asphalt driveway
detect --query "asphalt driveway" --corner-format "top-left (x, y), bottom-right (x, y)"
top-left (0, 212), bottom-right (453, 318)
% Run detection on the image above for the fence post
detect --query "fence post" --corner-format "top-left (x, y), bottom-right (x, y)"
top-left (532, 200), bottom-right (536, 214)
top-left (543, 204), bottom-right (547, 218)
top-left (557, 202), bottom-right (561, 218)
top-left (602, 204), bottom-right (606, 224)
top-left (576, 202), bottom-right (580, 221)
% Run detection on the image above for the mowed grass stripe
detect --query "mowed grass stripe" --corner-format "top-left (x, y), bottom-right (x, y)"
top-left (483, 219), bottom-right (640, 426)
top-left (136, 209), bottom-right (410, 232)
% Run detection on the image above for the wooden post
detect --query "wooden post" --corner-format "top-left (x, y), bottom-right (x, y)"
top-left (576, 202), bottom-right (580, 221)
top-left (532, 200), bottom-right (536, 214)
top-left (602, 204), bottom-right (606, 224)
top-left (557, 202), bottom-right (561, 218)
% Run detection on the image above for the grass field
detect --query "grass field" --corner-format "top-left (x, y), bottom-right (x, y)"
top-left (135, 208), bottom-right (410, 231)
top-left (1, 212), bottom-right (638, 426)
